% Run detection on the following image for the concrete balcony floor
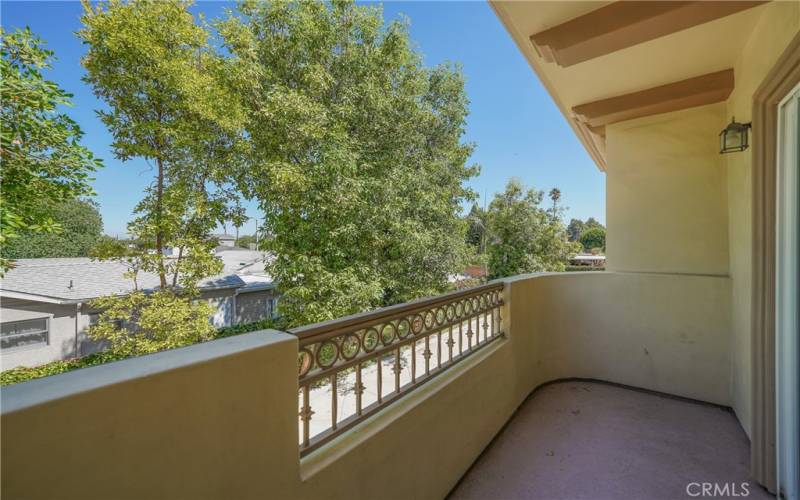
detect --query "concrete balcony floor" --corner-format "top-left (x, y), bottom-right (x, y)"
top-left (449, 381), bottom-right (771, 500)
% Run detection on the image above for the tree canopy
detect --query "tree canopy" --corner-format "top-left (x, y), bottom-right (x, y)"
top-left (486, 179), bottom-right (579, 279)
top-left (580, 227), bottom-right (606, 253)
top-left (220, 0), bottom-right (478, 326)
top-left (80, 0), bottom-right (246, 355)
top-left (0, 27), bottom-right (102, 274)
top-left (1, 199), bottom-right (103, 259)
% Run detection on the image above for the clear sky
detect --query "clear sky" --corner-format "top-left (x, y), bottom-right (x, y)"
top-left (1, 1), bottom-right (605, 237)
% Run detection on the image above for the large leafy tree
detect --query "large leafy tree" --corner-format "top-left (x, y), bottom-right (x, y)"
top-left (486, 179), bottom-right (579, 279)
top-left (566, 218), bottom-right (585, 242)
top-left (580, 227), bottom-right (606, 253)
top-left (220, 1), bottom-right (478, 326)
top-left (79, 0), bottom-right (245, 355)
top-left (1, 199), bottom-right (103, 258)
top-left (0, 28), bottom-right (102, 274)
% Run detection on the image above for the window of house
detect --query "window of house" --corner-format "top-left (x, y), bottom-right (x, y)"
top-left (1, 318), bottom-right (49, 351)
top-left (88, 312), bottom-right (123, 329)
top-left (269, 297), bottom-right (279, 319)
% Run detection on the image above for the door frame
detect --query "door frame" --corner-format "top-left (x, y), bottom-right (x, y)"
top-left (752, 31), bottom-right (800, 493)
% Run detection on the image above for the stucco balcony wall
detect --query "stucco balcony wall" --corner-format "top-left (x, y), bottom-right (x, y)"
top-left (1, 272), bottom-right (733, 500)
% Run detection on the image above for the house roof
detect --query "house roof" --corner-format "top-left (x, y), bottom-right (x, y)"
top-left (0, 258), bottom-right (271, 304)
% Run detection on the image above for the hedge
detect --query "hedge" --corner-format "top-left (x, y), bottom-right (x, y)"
top-left (0, 318), bottom-right (283, 386)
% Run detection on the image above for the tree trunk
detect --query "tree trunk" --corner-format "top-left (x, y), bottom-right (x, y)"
top-left (155, 157), bottom-right (167, 289)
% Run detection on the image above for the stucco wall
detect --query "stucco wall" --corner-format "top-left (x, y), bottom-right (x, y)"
top-left (606, 103), bottom-right (729, 276)
top-left (0, 299), bottom-right (80, 370)
top-left (235, 288), bottom-right (275, 325)
top-left (723, 1), bottom-right (800, 439)
top-left (1, 273), bottom-right (734, 500)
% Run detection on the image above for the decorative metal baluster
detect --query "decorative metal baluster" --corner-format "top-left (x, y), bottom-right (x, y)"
top-left (331, 374), bottom-right (338, 430)
top-left (437, 330), bottom-right (442, 368)
top-left (356, 363), bottom-right (363, 416)
top-left (459, 317), bottom-right (463, 355)
top-left (377, 356), bottom-right (383, 404)
top-left (300, 385), bottom-right (312, 448)
top-left (411, 339), bottom-right (417, 383)
top-left (447, 324), bottom-right (454, 362)
top-left (483, 309), bottom-right (489, 342)
top-left (467, 314), bottom-right (474, 350)
top-left (424, 334), bottom-right (431, 376)
top-left (394, 347), bottom-right (401, 393)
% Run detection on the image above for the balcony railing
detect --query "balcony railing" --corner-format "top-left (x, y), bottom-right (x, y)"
top-left (291, 282), bottom-right (505, 456)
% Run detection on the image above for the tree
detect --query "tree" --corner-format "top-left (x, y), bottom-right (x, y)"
top-left (566, 217), bottom-right (604, 242)
top-left (220, 1), bottom-right (478, 326)
top-left (465, 203), bottom-right (487, 253)
top-left (584, 217), bottom-right (604, 231)
top-left (0, 28), bottom-right (102, 274)
top-left (486, 179), bottom-right (579, 279)
top-left (566, 218), bottom-right (585, 242)
top-left (236, 235), bottom-right (257, 249)
top-left (229, 206), bottom-right (248, 247)
top-left (80, 0), bottom-right (245, 355)
top-left (1, 199), bottom-right (103, 258)
top-left (548, 188), bottom-right (561, 221)
top-left (580, 227), bottom-right (606, 252)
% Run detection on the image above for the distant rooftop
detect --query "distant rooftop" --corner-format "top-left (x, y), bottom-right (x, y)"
top-left (0, 257), bottom-right (272, 304)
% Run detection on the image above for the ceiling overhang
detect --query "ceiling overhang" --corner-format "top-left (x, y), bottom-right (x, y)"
top-left (490, 1), bottom-right (770, 171)
top-left (530, 1), bottom-right (766, 68)
top-left (572, 69), bottom-right (735, 135)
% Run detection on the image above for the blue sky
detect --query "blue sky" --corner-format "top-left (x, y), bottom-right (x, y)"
top-left (1, 1), bottom-right (605, 237)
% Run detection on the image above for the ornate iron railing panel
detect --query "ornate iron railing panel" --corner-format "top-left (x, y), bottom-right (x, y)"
top-left (291, 282), bottom-right (505, 456)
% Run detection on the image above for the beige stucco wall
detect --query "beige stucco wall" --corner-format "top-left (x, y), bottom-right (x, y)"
top-left (1, 273), bottom-right (734, 500)
top-left (723, 1), bottom-right (800, 439)
top-left (606, 103), bottom-right (729, 276)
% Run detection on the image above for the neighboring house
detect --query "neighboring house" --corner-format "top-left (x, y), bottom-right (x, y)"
top-left (0, 257), bottom-right (277, 370)
top-left (569, 253), bottom-right (606, 268)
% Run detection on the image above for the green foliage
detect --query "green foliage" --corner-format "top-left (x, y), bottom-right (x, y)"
top-left (566, 216), bottom-right (604, 242)
top-left (465, 203), bottom-right (487, 253)
top-left (0, 27), bottom-right (102, 274)
top-left (220, 1), bottom-right (477, 326)
top-left (580, 227), bottom-right (606, 252)
top-left (567, 218), bottom-right (584, 242)
top-left (1, 317), bottom-right (282, 386)
top-left (1, 199), bottom-right (103, 258)
top-left (486, 179), bottom-right (580, 279)
top-left (79, 0), bottom-right (246, 354)
top-left (236, 234), bottom-right (257, 249)
top-left (88, 290), bottom-right (216, 357)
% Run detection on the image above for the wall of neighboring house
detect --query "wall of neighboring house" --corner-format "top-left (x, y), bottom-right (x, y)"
top-left (0, 299), bottom-right (103, 370)
top-left (235, 288), bottom-right (277, 325)
top-left (723, 1), bottom-right (800, 438)
top-left (2, 287), bottom-right (278, 370)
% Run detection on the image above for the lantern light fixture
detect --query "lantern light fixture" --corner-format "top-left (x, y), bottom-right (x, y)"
top-left (719, 117), bottom-right (751, 154)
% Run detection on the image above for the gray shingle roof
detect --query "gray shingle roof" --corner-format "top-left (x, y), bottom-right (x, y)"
top-left (0, 258), bottom-right (254, 302)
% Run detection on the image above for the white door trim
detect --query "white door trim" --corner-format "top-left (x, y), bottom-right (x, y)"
top-left (776, 80), bottom-right (800, 500)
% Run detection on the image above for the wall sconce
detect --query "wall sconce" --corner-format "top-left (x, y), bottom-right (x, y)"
top-left (719, 117), bottom-right (751, 154)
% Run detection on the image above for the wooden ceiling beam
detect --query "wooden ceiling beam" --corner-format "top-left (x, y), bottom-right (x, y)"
top-left (531, 1), bottom-right (766, 68)
top-left (571, 69), bottom-right (734, 128)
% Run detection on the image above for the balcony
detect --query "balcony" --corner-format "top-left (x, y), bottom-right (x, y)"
top-left (1, 271), bottom-right (753, 499)
top-left (451, 380), bottom-right (767, 500)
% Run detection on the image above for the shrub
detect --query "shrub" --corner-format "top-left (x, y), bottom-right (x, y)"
top-left (1, 319), bottom-right (284, 386)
